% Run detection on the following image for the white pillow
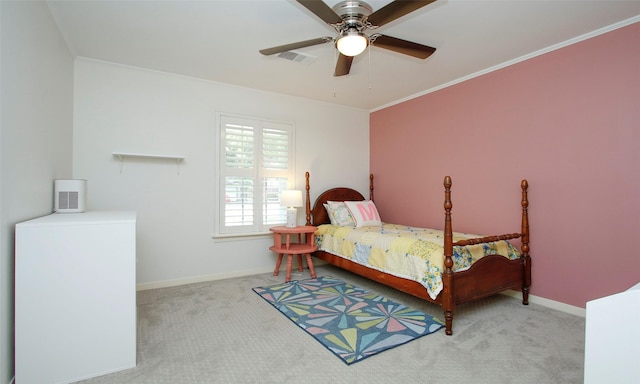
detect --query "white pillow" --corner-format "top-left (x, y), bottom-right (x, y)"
top-left (344, 200), bottom-right (382, 227)
top-left (326, 201), bottom-right (355, 226)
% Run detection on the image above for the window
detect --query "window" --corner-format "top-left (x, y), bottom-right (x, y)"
top-left (216, 114), bottom-right (295, 236)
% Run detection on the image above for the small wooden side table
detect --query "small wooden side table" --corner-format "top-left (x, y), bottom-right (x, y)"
top-left (269, 225), bottom-right (318, 282)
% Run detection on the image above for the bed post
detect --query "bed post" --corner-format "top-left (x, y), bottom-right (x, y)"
top-left (305, 171), bottom-right (311, 226)
top-left (369, 174), bottom-right (374, 201)
top-left (442, 176), bottom-right (454, 336)
top-left (520, 180), bottom-right (531, 305)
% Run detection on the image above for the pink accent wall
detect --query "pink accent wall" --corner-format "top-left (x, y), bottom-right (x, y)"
top-left (370, 22), bottom-right (640, 308)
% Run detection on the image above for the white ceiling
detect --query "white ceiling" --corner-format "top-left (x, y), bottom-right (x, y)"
top-left (46, 0), bottom-right (640, 110)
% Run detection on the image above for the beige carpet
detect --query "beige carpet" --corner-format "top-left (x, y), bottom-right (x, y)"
top-left (78, 265), bottom-right (585, 384)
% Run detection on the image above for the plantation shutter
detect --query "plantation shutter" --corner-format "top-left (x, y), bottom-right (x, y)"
top-left (218, 115), bottom-right (294, 235)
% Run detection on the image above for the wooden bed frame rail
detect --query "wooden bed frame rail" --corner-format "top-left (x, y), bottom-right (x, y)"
top-left (304, 171), bottom-right (531, 335)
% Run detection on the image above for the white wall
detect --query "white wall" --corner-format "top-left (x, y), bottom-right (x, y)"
top-left (73, 59), bottom-right (370, 288)
top-left (0, 2), bottom-right (74, 383)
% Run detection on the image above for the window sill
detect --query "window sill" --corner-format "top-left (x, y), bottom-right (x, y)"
top-left (211, 232), bottom-right (272, 242)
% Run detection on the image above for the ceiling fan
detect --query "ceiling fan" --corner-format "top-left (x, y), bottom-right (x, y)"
top-left (259, 0), bottom-right (437, 77)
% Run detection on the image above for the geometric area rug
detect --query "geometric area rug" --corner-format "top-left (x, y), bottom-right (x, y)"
top-left (253, 276), bottom-right (444, 365)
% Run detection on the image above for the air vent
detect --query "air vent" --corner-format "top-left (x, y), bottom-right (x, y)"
top-left (58, 191), bottom-right (79, 209)
top-left (277, 51), bottom-right (317, 65)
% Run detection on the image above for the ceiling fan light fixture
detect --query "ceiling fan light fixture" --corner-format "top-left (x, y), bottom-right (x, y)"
top-left (336, 30), bottom-right (368, 57)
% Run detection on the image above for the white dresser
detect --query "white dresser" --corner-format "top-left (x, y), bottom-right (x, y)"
top-left (584, 282), bottom-right (640, 384)
top-left (15, 211), bottom-right (137, 384)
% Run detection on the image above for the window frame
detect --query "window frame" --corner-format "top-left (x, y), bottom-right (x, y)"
top-left (214, 112), bottom-right (296, 238)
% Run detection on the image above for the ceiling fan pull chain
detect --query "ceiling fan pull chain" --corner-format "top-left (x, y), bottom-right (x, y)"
top-left (333, 48), bottom-right (337, 98)
top-left (368, 44), bottom-right (372, 91)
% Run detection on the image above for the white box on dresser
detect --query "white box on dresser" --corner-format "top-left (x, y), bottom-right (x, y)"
top-left (15, 211), bottom-right (137, 384)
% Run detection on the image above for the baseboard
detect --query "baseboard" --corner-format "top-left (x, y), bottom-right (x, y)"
top-left (501, 289), bottom-right (586, 317)
top-left (136, 267), bottom-right (275, 291)
top-left (137, 269), bottom-right (586, 318)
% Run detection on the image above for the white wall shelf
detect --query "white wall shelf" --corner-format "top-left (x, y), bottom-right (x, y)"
top-left (112, 152), bottom-right (185, 174)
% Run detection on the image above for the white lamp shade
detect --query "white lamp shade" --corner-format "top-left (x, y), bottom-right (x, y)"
top-left (281, 190), bottom-right (303, 208)
top-left (336, 32), bottom-right (368, 57)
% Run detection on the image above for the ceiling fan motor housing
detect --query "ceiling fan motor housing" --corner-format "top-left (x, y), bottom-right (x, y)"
top-left (332, 1), bottom-right (373, 31)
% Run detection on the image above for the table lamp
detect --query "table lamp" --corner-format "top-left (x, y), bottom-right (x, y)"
top-left (281, 190), bottom-right (303, 228)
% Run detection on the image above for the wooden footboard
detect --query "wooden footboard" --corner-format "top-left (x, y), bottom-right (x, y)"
top-left (452, 256), bottom-right (526, 304)
top-left (441, 177), bottom-right (530, 334)
top-left (305, 172), bottom-right (531, 336)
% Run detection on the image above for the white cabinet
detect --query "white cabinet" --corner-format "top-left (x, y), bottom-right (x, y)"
top-left (584, 282), bottom-right (640, 384)
top-left (15, 211), bottom-right (137, 384)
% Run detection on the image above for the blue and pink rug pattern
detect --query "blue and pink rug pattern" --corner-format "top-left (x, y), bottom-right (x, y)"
top-left (253, 276), bottom-right (444, 365)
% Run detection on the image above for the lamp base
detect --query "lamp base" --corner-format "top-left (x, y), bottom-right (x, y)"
top-left (286, 207), bottom-right (297, 228)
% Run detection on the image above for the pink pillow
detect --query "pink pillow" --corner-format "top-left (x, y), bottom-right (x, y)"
top-left (344, 200), bottom-right (381, 227)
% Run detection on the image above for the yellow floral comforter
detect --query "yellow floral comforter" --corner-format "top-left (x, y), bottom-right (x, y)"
top-left (314, 223), bottom-right (521, 300)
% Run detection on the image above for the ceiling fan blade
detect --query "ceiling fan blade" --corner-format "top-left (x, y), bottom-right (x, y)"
top-left (296, 0), bottom-right (343, 25)
top-left (367, 0), bottom-right (436, 27)
top-left (334, 54), bottom-right (353, 77)
top-left (259, 37), bottom-right (332, 56)
top-left (371, 35), bottom-right (436, 59)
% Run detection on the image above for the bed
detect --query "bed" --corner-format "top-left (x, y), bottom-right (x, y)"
top-left (304, 171), bottom-right (531, 335)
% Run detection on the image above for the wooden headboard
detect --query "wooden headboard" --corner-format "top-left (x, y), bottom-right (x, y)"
top-left (304, 171), bottom-right (373, 226)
